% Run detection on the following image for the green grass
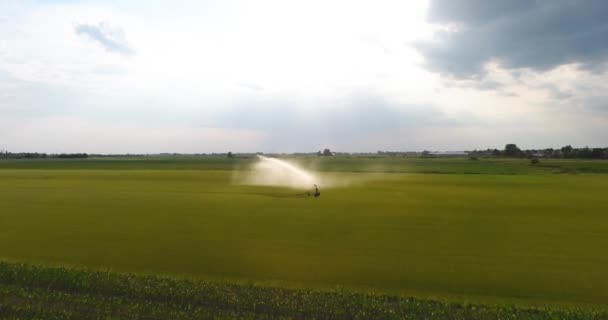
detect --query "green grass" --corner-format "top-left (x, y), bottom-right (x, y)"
top-left (1, 157), bottom-right (608, 317)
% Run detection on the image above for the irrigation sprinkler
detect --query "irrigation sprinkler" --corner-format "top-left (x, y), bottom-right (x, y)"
top-left (306, 184), bottom-right (321, 198)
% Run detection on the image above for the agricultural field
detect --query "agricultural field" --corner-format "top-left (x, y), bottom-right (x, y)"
top-left (1, 156), bottom-right (608, 319)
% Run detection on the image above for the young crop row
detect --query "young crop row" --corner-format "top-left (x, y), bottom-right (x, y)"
top-left (0, 261), bottom-right (606, 320)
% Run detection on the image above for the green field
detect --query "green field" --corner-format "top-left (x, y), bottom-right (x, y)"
top-left (1, 157), bottom-right (608, 316)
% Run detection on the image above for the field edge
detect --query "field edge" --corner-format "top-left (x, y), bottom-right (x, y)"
top-left (1, 260), bottom-right (607, 320)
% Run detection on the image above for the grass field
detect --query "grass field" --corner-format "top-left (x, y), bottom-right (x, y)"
top-left (1, 156), bottom-right (608, 317)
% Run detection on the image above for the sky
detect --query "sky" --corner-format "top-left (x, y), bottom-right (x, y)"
top-left (1, 0), bottom-right (607, 153)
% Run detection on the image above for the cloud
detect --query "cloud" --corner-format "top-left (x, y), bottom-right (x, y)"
top-left (74, 22), bottom-right (134, 55)
top-left (540, 83), bottom-right (574, 100)
top-left (0, 116), bottom-right (265, 154)
top-left (0, 71), bottom-right (79, 117)
top-left (416, 0), bottom-right (608, 77)
top-left (426, 0), bottom-right (532, 25)
top-left (214, 93), bottom-right (449, 134)
top-left (238, 82), bottom-right (265, 91)
top-left (207, 91), bottom-right (473, 151)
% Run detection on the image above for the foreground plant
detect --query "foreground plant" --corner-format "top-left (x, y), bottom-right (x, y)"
top-left (0, 262), bottom-right (606, 320)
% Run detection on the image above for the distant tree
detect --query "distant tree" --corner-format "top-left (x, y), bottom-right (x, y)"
top-left (578, 147), bottom-right (592, 159)
top-left (322, 148), bottom-right (333, 156)
top-left (491, 149), bottom-right (502, 156)
top-left (504, 144), bottom-right (521, 157)
top-left (552, 149), bottom-right (563, 158)
top-left (591, 148), bottom-right (605, 159)
top-left (561, 145), bottom-right (573, 158)
top-left (531, 158), bottom-right (540, 165)
top-left (227, 151), bottom-right (233, 158)
top-left (55, 153), bottom-right (86, 159)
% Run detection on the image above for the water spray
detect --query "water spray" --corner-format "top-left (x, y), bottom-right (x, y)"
top-left (239, 155), bottom-right (321, 194)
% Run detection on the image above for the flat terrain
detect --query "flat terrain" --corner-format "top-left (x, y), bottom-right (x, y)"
top-left (1, 157), bottom-right (608, 312)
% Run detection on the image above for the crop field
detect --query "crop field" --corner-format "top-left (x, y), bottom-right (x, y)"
top-left (1, 156), bottom-right (608, 318)
top-left (2, 262), bottom-right (606, 320)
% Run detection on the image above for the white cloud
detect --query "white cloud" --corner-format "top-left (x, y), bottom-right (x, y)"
top-left (0, 115), bottom-right (266, 153)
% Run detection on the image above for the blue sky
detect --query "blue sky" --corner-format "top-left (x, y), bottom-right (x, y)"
top-left (1, 0), bottom-right (607, 153)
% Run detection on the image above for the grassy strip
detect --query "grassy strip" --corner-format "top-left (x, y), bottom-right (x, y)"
top-left (2, 157), bottom-right (608, 174)
top-left (0, 262), bottom-right (606, 319)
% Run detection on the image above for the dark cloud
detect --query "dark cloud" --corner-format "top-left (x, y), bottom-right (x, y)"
top-left (427, 0), bottom-right (532, 25)
top-left (75, 22), bottom-right (134, 55)
top-left (417, 0), bottom-right (608, 77)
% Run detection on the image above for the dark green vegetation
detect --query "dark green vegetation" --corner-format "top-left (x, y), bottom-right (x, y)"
top-left (467, 144), bottom-right (608, 159)
top-left (2, 156), bottom-right (608, 173)
top-left (1, 262), bottom-right (606, 320)
top-left (1, 156), bottom-right (608, 318)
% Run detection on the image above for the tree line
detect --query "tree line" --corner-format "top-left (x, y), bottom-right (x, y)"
top-left (0, 151), bottom-right (88, 159)
top-left (469, 144), bottom-right (608, 159)
top-left (1, 145), bottom-right (606, 160)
